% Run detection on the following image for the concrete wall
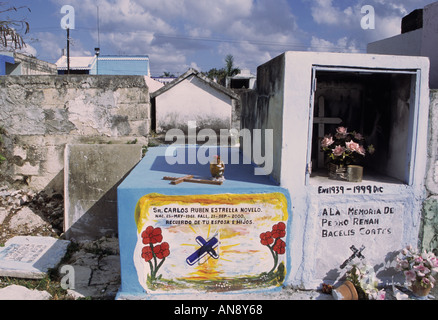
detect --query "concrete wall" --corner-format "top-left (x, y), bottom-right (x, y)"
top-left (367, 1), bottom-right (438, 89)
top-left (64, 144), bottom-right (143, 241)
top-left (154, 75), bottom-right (234, 134)
top-left (240, 54), bottom-right (285, 182)
top-left (0, 75), bottom-right (150, 193)
top-left (241, 51), bottom-right (431, 289)
top-left (422, 89), bottom-right (438, 254)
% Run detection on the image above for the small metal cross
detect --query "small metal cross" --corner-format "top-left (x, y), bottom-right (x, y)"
top-left (340, 245), bottom-right (366, 269)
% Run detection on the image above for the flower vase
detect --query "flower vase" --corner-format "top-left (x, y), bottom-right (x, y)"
top-left (210, 156), bottom-right (225, 179)
top-left (332, 281), bottom-right (359, 300)
top-left (328, 163), bottom-right (347, 181)
top-left (347, 165), bottom-right (363, 182)
top-left (410, 281), bottom-right (432, 298)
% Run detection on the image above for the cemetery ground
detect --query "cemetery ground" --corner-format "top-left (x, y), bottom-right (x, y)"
top-left (0, 185), bottom-right (436, 300)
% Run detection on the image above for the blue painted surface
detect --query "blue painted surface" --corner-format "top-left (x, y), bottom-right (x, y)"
top-left (117, 146), bottom-right (291, 299)
top-left (0, 54), bottom-right (15, 75)
top-left (90, 55), bottom-right (150, 75)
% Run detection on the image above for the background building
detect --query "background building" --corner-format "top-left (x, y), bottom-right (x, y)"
top-left (56, 54), bottom-right (150, 76)
top-left (368, 1), bottom-right (438, 89)
top-left (0, 52), bottom-right (57, 75)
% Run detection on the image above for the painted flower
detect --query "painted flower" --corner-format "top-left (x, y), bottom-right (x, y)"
top-left (142, 246), bottom-right (153, 262)
top-left (260, 231), bottom-right (274, 246)
top-left (332, 145), bottom-right (345, 157)
top-left (153, 242), bottom-right (170, 259)
top-left (272, 222), bottom-right (286, 239)
top-left (142, 226), bottom-right (163, 244)
top-left (321, 135), bottom-right (334, 148)
top-left (273, 239), bottom-right (286, 255)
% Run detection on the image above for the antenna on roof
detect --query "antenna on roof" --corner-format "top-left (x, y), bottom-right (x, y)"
top-left (97, 6), bottom-right (100, 50)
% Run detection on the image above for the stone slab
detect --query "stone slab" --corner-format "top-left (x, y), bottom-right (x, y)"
top-left (64, 144), bottom-right (143, 241)
top-left (0, 236), bottom-right (70, 279)
top-left (0, 285), bottom-right (52, 300)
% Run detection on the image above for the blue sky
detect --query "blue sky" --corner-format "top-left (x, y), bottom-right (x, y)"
top-left (6, 0), bottom-right (434, 76)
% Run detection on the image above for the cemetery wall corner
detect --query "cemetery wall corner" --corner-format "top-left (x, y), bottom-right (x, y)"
top-left (0, 75), bottom-right (150, 193)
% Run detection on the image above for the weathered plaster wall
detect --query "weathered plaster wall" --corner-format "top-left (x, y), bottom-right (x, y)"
top-left (422, 89), bottom-right (438, 254)
top-left (240, 54), bottom-right (284, 181)
top-left (0, 75), bottom-right (150, 192)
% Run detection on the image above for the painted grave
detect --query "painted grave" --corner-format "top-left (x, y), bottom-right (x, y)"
top-left (116, 146), bottom-right (291, 299)
top-left (242, 51), bottom-right (430, 288)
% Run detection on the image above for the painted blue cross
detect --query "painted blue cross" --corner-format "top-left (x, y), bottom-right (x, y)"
top-left (186, 236), bottom-right (219, 266)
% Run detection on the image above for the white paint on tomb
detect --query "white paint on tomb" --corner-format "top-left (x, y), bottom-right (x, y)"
top-left (243, 51), bottom-right (430, 289)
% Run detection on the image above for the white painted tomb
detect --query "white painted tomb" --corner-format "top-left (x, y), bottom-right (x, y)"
top-left (242, 51), bottom-right (430, 288)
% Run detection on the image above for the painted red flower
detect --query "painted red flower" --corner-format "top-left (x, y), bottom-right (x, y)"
top-left (271, 222), bottom-right (286, 239)
top-left (260, 231), bottom-right (274, 246)
top-left (153, 242), bottom-right (170, 259)
top-left (273, 239), bottom-right (286, 255)
top-left (141, 246), bottom-right (153, 262)
top-left (142, 226), bottom-right (163, 244)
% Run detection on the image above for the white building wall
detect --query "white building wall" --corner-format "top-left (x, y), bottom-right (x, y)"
top-left (155, 75), bottom-right (232, 133)
top-left (367, 1), bottom-right (438, 89)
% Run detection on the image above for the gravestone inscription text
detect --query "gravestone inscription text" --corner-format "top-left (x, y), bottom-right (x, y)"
top-left (320, 205), bottom-right (397, 239)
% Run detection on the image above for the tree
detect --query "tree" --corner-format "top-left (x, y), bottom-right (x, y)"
top-left (0, 3), bottom-right (30, 50)
top-left (204, 54), bottom-right (240, 86)
top-left (224, 54), bottom-right (240, 78)
top-left (160, 72), bottom-right (175, 78)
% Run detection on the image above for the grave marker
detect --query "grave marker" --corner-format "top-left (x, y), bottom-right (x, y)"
top-left (241, 51), bottom-right (430, 288)
top-left (0, 236), bottom-right (70, 279)
top-left (116, 146), bottom-right (291, 298)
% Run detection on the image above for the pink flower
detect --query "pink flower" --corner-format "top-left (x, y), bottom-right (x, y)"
top-left (404, 270), bottom-right (417, 283)
top-left (414, 256), bottom-right (423, 264)
top-left (321, 135), bottom-right (334, 148)
top-left (332, 145), bottom-right (345, 157)
top-left (357, 145), bottom-right (366, 156)
top-left (346, 141), bottom-right (360, 152)
top-left (370, 289), bottom-right (386, 300)
top-left (414, 264), bottom-right (430, 277)
top-left (354, 132), bottom-right (364, 140)
top-left (335, 127), bottom-right (348, 138)
top-left (397, 259), bottom-right (409, 270)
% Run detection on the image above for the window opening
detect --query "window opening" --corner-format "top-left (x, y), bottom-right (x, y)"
top-left (307, 67), bottom-right (418, 185)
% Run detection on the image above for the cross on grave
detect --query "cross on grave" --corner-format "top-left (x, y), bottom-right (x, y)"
top-left (186, 235), bottom-right (219, 266)
top-left (340, 245), bottom-right (366, 269)
top-left (314, 96), bottom-right (342, 168)
top-left (163, 175), bottom-right (223, 185)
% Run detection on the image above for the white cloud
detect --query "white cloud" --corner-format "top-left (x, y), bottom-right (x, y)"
top-left (310, 0), bottom-right (357, 26)
top-left (44, 0), bottom-right (428, 75)
top-left (309, 36), bottom-right (360, 53)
